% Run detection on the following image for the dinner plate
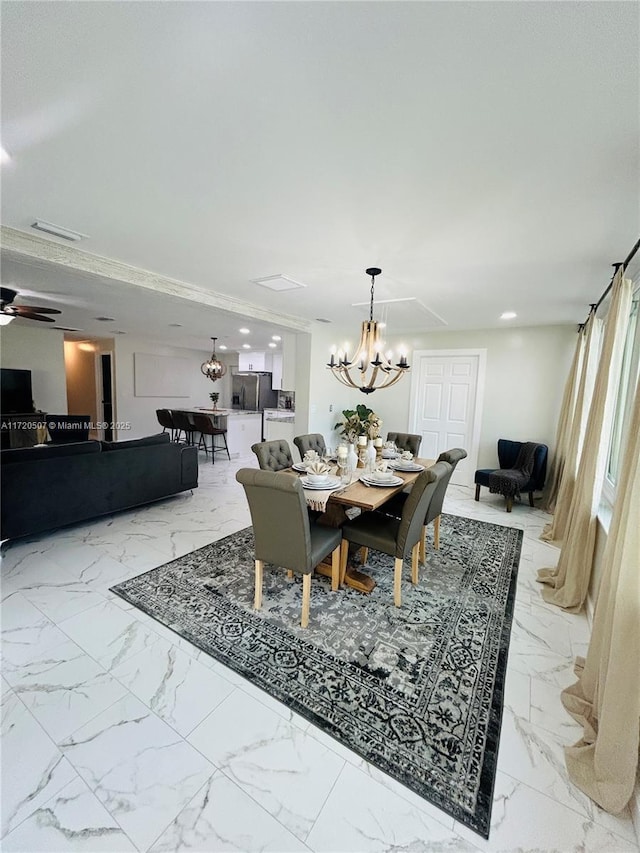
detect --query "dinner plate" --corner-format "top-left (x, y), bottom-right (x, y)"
top-left (300, 476), bottom-right (341, 490)
top-left (360, 475), bottom-right (403, 487)
top-left (381, 451), bottom-right (400, 459)
top-left (292, 462), bottom-right (308, 472)
top-left (389, 461), bottom-right (425, 472)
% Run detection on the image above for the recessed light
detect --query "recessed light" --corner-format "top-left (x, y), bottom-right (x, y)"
top-left (94, 316), bottom-right (115, 322)
top-left (268, 342), bottom-right (277, 348)
top-left (219, 344), bottom-right (227, 350)
top-left (242, 343), bottom-right (251, 349)
top-left (378, 322), bottom-right (386, 329)
top-left (272, 335), bottom-right (281, 341)
top-left (239, 328), bottom-right (250, 334)
top-left (500, 311), bottom-right (517, 320)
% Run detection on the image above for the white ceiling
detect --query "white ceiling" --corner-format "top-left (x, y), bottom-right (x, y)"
top-left (1, 1), bottom-right (638, 348)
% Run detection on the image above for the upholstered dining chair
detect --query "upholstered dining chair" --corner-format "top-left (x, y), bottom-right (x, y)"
top-left (191, 413), bottom-right (230, 464)
top-left (293, 433), bottom-right (326, 461)
top-left (386, 431), bottom-right (422, 456)
top-left (377, 448), bottom-right (467, 562)
top-left (236, 468), bottom-right (342, 627)
top-left (339, 462), bottom-right (449, 607)
top-left (251, 439), bottom-right (294, 472)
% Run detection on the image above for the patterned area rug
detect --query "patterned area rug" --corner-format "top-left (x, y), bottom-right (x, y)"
top-left (111, 513), bottom-right (522, 838)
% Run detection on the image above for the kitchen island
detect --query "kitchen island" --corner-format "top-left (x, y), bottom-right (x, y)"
top-left (171, 408), bottom-right (262, 457)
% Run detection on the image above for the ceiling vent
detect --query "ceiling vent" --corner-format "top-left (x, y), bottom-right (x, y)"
top-left (251, 274), bottom-right (306, 292)
top-left (31, 220), bottom-right (89, 242)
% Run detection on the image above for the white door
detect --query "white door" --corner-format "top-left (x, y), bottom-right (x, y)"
top-left (409, 350), bottom-right (486, 486)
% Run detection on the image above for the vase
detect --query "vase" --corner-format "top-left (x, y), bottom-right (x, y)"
top-left (347, 443), bottom-right (358, 472)
top-left (366, 439), bottom-right (376, 473)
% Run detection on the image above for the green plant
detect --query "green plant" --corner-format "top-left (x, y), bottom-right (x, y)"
top-left (334, 405), bottom-right (382, 443)
top-left (209, 391), bottom-right (220, 404)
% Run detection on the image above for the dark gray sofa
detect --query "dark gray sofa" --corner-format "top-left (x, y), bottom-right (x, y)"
top-left (1, 433), bottom-right (198, 541)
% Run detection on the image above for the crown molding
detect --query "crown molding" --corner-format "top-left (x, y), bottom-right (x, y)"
top-left (1, 226), bottom-right (311, 333)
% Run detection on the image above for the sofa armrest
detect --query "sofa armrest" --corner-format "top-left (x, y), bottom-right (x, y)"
top-left (180, 445), bottom-right (199, 487)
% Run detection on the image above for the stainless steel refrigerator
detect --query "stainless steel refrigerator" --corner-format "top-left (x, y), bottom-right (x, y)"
top-left (231, 373), bottom-right (277, 412)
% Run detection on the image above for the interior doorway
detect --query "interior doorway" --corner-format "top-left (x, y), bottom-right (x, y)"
top-left (408, 349), bottom-right (486, 486)
top-left (99, 353), bottom-right (114, 441)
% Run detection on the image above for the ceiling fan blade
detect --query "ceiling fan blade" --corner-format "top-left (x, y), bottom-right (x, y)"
top-left (10, 310), bottom-right (56, 322)
top-left (13, 304), bottom-right (62, 315)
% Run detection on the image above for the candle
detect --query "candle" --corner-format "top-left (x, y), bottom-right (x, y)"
top-left (337, 445), bottom-right (348, 457)
top-left (357, 435), bottom-right (367, 446)
top-left (373, 438), bottom-right (382, 447)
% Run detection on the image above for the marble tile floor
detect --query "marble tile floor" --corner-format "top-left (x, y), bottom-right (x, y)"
top-left (1, 453), bottom-right (638, 853)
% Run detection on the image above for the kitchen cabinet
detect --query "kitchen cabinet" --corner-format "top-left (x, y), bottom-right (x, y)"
top-left (226, 412), bottom-right (263, 456)
top-left (238, 351), bottom-right (272, 372)
top-left (281, 333), bottom-right (296, 391)
top-left (271, 353), bottom-right (283, 390)
top-left (264, 416), bottom-right (296, 448)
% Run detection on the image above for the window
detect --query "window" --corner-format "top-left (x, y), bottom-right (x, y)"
top-left (603, 288), bottom-right (640, 501)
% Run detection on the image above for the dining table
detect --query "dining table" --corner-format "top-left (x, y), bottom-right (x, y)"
top-left (291, 457), bottom-right (435, 594)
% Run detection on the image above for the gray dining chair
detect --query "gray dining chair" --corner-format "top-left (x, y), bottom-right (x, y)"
top-left (293, 433), bottom-right (326, 461)
top-left (386, 431), bottom-right (422, 456)
top-left (378, 448), bottom-right (467, 561)
top-left (236, 468), bottom-right (342, 627)
top-left (251, 439), bottom-right (294, 471)
top-left (339, 461), bottom-right (450, 607)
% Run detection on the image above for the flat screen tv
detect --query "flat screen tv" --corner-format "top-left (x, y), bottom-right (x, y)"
top-left (0, 368), bottom-right (34, 414)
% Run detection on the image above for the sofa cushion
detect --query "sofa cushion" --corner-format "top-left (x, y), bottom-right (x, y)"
top-left (101, 433), bottom-right (169, 451)
top-left (1, 441), bottom-right (102, 465)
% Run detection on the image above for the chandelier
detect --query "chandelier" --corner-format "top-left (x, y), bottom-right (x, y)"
top-left (201, 337), bottom-right (227, 382)
top-left (327, 267), bottom-right (410, 394)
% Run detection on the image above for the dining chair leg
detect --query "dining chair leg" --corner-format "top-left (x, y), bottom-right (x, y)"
top-left (360, 546), bottom-right (369, 565)
top-left (411, 543), bottom-right (420, 585)
top-left (506, 496), bottom-right (513, 513)
top-left (433, 515), bottom-right (441, 549)
top-left (254, 560), bottom-right (263, 610)
top-left (339, 540), bottom-right (349, 586)
top-left (393, 557), bottom-right (403, 607)
top-left (331, 545), bottom-right (340, 591)
top-left (419, 525), bottom-right (426, 564)
top-left (475, 484), bottom-right (480, 501)
top-left (286, 570), bottom-right (294, 579)
top-left (301, 573), bottom-right (311, 628)
top-left (528, 491), bottom-right (534, 507)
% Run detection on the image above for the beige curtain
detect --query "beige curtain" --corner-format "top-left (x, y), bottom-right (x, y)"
top-left (561, 368), bottom-right (640, 812)
top-left (541, 329), bottom-right (585, 513)
top-left (541, 314), bottom-right (603, 543)
top-left (538, 270), bottom-right (633, 610)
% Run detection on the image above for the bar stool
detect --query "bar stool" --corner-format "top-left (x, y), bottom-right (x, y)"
top-left (156, 409), bottom-right (177, 441)
top-left (191, 413), bottom-right (230, 463)
top-left (171, 410), bottom-right (196, 445)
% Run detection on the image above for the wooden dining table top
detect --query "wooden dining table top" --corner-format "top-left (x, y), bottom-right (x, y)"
top-left (327, 457), bottom-right (435, 511)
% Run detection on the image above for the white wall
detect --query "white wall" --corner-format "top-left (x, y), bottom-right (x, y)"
top-left (306, 324), bottom-right (358, 447)
top-left (306, 323), bottom-right (576, 467)
top-left (0, 324), bottom-right (68, 413)
top-left (113, 336), bottom-right (218, 439)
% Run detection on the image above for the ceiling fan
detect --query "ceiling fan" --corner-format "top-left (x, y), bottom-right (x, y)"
top-left (0, 287), bottom-right (62, 323)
